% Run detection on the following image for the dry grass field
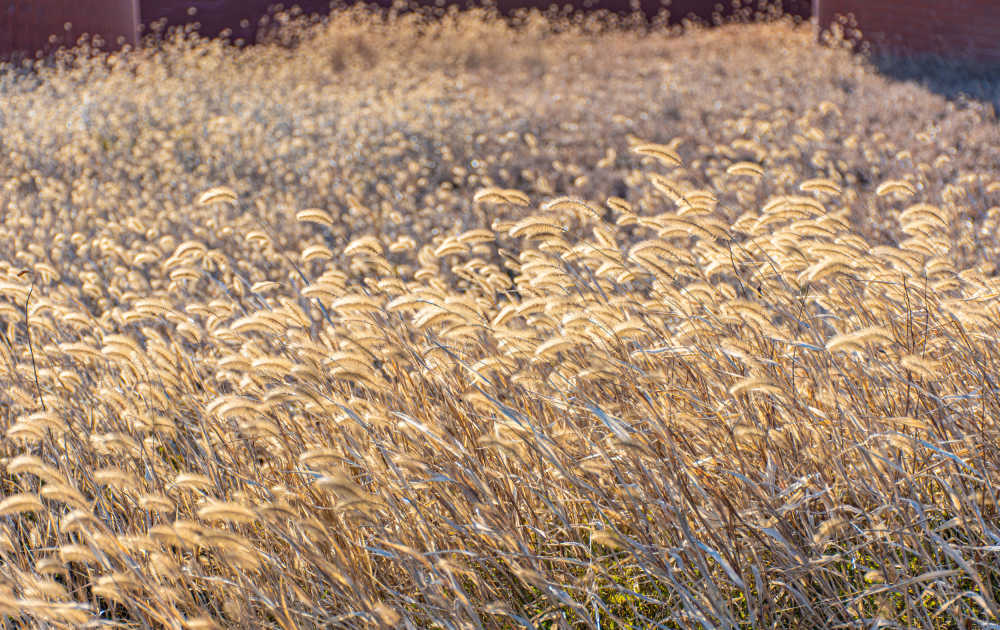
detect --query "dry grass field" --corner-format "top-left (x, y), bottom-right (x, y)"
top-left (1, 6), bottom-right (1000, 628)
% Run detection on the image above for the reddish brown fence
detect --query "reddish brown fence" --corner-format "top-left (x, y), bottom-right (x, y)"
top-left (1, 0), bottom-right (138, 57)
top-left (2, 0), bottom-right (811, 58)
top-left (139, 0), bottom-right (332, 42)
top-left (816, 0), bottom-right (1000, 64)
top-left (6, 1), bottom-right (1000, 65)
top-left (0, 0), bottom-right (812, 55)
top-left (139, 0), bottom-right (810, 39)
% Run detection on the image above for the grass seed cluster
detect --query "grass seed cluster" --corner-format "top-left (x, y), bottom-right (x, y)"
top-left (1, 6), bottom-right (1000, 629)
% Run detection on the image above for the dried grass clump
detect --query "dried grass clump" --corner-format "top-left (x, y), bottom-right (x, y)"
top-left (1, 5), bottom-right (1000, 629)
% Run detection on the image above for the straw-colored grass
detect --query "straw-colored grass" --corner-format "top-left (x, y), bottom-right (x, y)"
top-left (1, 5), bottom-right (1000, 628)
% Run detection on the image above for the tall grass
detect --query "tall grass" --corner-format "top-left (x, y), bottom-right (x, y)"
top-left (0, 6), bottom-right (999, 629)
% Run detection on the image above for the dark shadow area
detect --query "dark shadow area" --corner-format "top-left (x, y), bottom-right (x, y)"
top-left (871, 53), bottom-right (1000, 117)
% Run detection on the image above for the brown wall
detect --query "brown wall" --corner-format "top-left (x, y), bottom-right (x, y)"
top-left (1, 0), bottom-right (139, 57)
top-left (2, 0), bottom-right (810, 58)
top-left (139, 0), bottom-right (811, 41)
top-left (816, 0), bottom-right (1000, 63)
top-left (139, 0), bottom-right (332, 42)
